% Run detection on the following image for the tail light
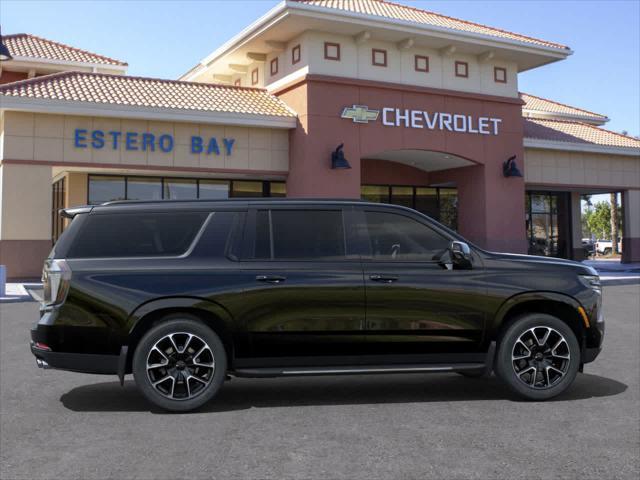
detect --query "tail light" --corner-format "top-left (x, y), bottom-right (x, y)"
top-left (42, 259), bottom-right (72, 307)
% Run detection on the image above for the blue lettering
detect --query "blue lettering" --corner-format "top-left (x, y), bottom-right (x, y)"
top-left (223, 138), bottom-right (235, 155)
top-left (191, 136), bottom-right (203, 154)
top-left (125, 132), bottom-right (138, 151)
top-left (159, 134), bottom-right (174, 153)
top-left (91, 130), bottom-right (105, 149)
top-left (207, 138), bottom-right (220, 155)
top-left (109, 131), bottom-right (121, 149)
top-left (141, 133), bottom-right (155, 151)
top-left (74, 129), bottom-right (88, 148)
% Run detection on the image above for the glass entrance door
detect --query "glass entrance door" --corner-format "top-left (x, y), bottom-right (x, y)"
top-left (526, 192), bottom-right (571, 258)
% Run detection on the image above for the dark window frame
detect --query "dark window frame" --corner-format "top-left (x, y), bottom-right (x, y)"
top-left (292, 44), bottom-right (301, 65)
top-left (414, 55), bottom-right (429, 73)
top-left (494, 66), bottom-right (507, 83)
top-left (372, 48), bottom-right (387, 67)
top-left (455, 60), bottom-right (469, 78)
top-left (270, 57), bottom-right (279, 76)
top-left (324, 42), bottom-right (341, 61)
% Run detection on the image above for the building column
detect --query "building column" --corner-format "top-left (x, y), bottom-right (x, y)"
top-left (434, 164), bottom-right (527, 254)
top-left (621, 189), bottom-right (640, 263)
top-left (0, 163), bottom-right (53, 279)
top-left (570, 192), bottom-right (585, 261)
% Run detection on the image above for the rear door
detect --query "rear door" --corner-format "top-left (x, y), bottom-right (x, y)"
top-left (235, 206), bottom-right (366, 359)
top-left (357, 207), bottom-right (486, 356)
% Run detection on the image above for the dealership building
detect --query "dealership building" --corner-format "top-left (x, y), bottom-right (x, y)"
top-left (1, 0), bottom-right (639, 278)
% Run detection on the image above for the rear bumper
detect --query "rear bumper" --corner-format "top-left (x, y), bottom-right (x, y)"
top-left (30, 342), bottom-right (119, 374)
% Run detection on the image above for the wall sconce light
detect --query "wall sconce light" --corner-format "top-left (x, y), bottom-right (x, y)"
top-left (502, 155), bottom-right (522, 178)
top-left (331, 143), bottom-right (351, 169)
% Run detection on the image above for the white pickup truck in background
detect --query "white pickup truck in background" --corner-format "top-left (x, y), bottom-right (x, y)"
top-left (595, 238), bottom-right (623, 255)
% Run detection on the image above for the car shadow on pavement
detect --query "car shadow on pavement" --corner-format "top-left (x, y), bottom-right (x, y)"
top-left (60, 372), bottom-right (628, 414)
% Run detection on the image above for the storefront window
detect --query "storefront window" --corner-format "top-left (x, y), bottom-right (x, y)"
top-left (199, 180), bottom-right (230, 199)
top-left (127, 177), bottom-right (162, 201)
top-left (232, 181), bottom-right (264, 197)
top-left (414, 187), bottom-right (439, 218)
top-left (390, 186), bottom-right (413, 208)
top-left (361, 184), bottom-right (458, 231)
top-left (164, 178), bottom-right (197, 200)
top-left (269, 182), bottom-right (287, 197)
top-left (438, 189), bottom-right (458, 231)
top-left (526, 192), bottom-right (569, 258)
top-left (88, 176), bottom-right (125, 204)
top-left (361, 186), bottom-right (389, 203)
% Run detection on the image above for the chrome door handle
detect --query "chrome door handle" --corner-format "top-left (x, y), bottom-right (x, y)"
top-left (256, 275), bottom-right (287, 284)
top-left (369, 274), bottom-right (398, 283)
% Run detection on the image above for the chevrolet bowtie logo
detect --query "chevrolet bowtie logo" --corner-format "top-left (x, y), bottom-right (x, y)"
top-left (341, 105), bottom-right (380, 124)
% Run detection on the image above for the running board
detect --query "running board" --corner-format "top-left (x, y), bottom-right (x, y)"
top-left (232, 362), bottom-right (486, 378)
top-left (232, 342), bottom-right (497, 379)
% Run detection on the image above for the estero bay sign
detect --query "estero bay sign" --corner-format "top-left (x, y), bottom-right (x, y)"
top-left (341, 105), bottom-right (503, 135)
top-left (74, 129), bottom-right (236, 155)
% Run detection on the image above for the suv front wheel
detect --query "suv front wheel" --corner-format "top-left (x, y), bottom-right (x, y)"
top-left (133, 316), bottom-right (227, 412)
top-left (495, 313), bottom-right (580, 400)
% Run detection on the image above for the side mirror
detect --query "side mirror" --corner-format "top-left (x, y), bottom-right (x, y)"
top-left (440, 240), bottom-right (473, 270)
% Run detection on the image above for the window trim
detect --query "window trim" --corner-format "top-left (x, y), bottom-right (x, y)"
top-left (372, 48), bottom-right (387, 67)
top-left (324, 42), bottom-right (341, 61)
top-left (251, 67), bottom-right (259, 85)
top-left (270, 57), bottom-right (279, 76)
top-left (494, 66), bottom-right (507, 83)
top-left (292, 44), bottom-right (301, 65)
top-left (414, 55), bottom-right (429, 73)
top-left (455, 61), bottom-right (469, 78)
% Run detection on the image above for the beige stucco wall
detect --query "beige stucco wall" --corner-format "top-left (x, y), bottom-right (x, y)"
top-left (0, 163), bottom-right (52, 240)
top-left (199, 30), bottom-right (519, 97)
top-left (524, 148), bottom-right (640, 188)
top-left (65, 172), bottom-right (88, 208)
top-left (624, 189), bottom-right (640, 238)
top-left (1, 111), bottom-right (290, 172)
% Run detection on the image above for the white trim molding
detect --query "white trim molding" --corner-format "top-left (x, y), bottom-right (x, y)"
top-left (524, 138), bottom-right (640, 157)
top-left (0, 96), bottom-right (297, 129)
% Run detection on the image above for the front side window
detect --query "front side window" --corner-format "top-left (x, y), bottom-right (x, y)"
top-left (250, 210), bottom-right (346, 260)
top-left (67, 212), bottom-right (208, 258)
top-left (364, 211), bottom-right (449, 261)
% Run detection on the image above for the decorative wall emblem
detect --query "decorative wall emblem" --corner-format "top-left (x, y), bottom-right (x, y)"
top-left (341, 105), bottom-right (380, 124)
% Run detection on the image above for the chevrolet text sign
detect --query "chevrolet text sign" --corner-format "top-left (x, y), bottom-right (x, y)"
top-left (341, 105), bottom-right (502, 136)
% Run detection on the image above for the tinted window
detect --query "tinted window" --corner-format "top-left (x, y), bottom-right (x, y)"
top-left (251, 210), bottom-right (346, 260)
top-left (89, 176), bottom-right (125, 204)
top-left (67, 212), bottom-right (208, 258)
top-left (364, 211), bottom-right (449, 261)
top-left (164, 179), bottom-right (197, 200)
top-left (127, 177), bottom-right (162, 201)
top-left (191, 212), bottom-right (244, 258)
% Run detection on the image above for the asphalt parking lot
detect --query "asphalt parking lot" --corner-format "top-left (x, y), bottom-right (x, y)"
top-left (1, 283), bottom-right (639, 480)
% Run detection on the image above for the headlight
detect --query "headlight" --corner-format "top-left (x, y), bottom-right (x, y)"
top-left (579, 274), bottom-right (601, 294)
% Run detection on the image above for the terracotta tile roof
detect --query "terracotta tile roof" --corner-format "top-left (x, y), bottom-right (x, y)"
top-left (524, 118), bottom-right (640, 149)
top-left (0, 71), bottom-right (297, 118)
top-left (292, 0), bottom-right (568, 50)
top-left (520, 93), bottom-right (608, 121)
top-left (3, 33), bottom-right (127, 67)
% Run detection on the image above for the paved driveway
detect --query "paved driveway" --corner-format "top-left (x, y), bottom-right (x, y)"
top-left (1, 284), bottom-right (638, 480)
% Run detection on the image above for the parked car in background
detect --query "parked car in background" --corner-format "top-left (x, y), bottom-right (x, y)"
top-left (595, 238), bottom-right (622, 255)
top-left (31, 199), bottom-right (605, 412)
top-left (581, 238), bottom-right (595, 258)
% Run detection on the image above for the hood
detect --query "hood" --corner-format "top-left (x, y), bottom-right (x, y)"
top-left (487, 252), bottom-right (598, 275)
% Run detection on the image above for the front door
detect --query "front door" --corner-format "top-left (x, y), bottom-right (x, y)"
top-left (357, 208), bottom-right (487, 357)
top-left (235, 207), bottom-right (366, 360)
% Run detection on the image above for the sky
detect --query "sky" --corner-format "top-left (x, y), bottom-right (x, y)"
top-left (1, 0), bottom-right (639, 136)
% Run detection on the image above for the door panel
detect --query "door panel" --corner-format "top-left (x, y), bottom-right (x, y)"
top-left (236, 207), bottom-right (366, 359)
top-left (358, 208), bottom-right (487, 355)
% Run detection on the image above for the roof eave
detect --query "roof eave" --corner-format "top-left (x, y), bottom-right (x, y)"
top-left (0, 96), bottom-right (297, 129)
top-left (5, 55), bottom-right (128, 71)
top-left (524, 138), bottom-right (640, 157)
top-left (523, 110), bottom-right (609, 126)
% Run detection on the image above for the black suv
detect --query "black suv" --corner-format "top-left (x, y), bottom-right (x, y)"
top-left (32, 200), bottom-right (604, 411)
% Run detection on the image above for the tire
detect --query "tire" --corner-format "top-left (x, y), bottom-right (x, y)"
top-left (495, 313), bottom-right (580, 401)
top-left (133, 315), bottom-right (227, 412)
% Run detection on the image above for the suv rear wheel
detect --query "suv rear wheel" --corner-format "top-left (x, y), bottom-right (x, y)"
top-left (132, 316), bottom-right (227, 412)
top-left (495, 313), bottom-right (580, 400)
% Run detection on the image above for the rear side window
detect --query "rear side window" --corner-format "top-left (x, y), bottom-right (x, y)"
top-left (363, 211), bottom-right (449, 261)
top-left (250, 209), bottom-right (346, 260)
top-left (67, 212), bottom-right (208, 258)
